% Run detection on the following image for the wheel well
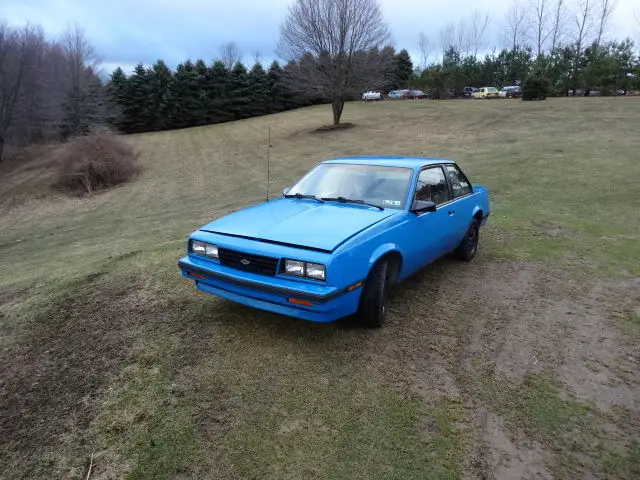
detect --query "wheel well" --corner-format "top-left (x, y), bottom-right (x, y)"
top-left (473, 210), bottom-right (483, 223)
top-left (378, 251), bottom-right (402, 284)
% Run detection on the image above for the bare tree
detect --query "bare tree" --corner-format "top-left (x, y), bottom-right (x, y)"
top-left (219, 41), bottom-right (240, 70)
top-left (529, 0), bottom-right (550, 55)
top-left (549, 0), bottom-right (566, 51)
top-left (571, 0), bottom-right (593, 94)
top-left (595, 0), bottom-right (617, 46)
top-left (0, 22), bottom-right (44, 162)
top-left (504, 0), bottom-right (530, 50)
top-left (60, 24), bottom-right (103, 137)
top-left (439, 19), bottom-right (471, 55)
top-left (439, 22), bottom-right (457, 52)
top-left (469, 11), bottom-right (490, 56)
top-left (417, 31), bottom-right (433, 68)
top-left (279, 0), bottom-right (390, 125)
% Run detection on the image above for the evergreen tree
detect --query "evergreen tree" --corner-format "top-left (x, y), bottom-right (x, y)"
top-left (148, 60), bottom-right (173, 130)
top-left (394, 49), bottom-right (413, 88)
top-left (208, 61), bottom-right (233, 123)
top-left (267, 61), bottom-right (286, 113)
top-left (229, 62), bottom-right (250, 119)
top-left (128, 64), bottom-right (152, 132)
top-left (248, 63), bottom-right (268, 117)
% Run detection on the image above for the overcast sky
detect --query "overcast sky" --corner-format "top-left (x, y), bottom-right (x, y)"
top-left (3, 0), bottom-right (639, 74)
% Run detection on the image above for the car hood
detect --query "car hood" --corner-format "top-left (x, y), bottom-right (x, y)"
top-left (199, 198), bottom-right (398, 252)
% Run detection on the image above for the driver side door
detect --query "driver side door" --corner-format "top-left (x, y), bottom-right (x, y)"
top-left (403, 166), bottom-right (455, 275)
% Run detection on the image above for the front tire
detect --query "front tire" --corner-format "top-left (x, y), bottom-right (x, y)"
top-left (456, 218), bottom-right (480, 261)
top-left (358, 261), bottom-right (389, 327)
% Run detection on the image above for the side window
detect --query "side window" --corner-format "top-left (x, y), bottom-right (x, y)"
top-left (415, 167), bottom-right (451, 206)
top-left (445, 164), bottom-right (472, 198)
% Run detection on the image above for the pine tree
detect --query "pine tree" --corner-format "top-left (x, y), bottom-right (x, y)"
top-left (148, 60), bottom-right (173, 131)
top-left (394, 49), bottom-right (413, 89)
top-left (267, 61), bottom-right (286, 113)
top-left (248, 63), bottom-right (268, 117)
top-left (208, 61), bottom-right (233, 123)
top-left (128, 64), bottom-right (152, 132)
top-left (229, 62), bottom-right (250, 119)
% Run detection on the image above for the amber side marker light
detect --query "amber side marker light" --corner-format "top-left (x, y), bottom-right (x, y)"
top-left (288, 297), bottom-right (313, 307)
top-left (346, 281), bottom-right (363, 292)
top-left (188, 272), bottom-right (205, 280)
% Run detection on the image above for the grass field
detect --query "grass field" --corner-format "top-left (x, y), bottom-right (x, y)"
top-left (1, 97), bottom-right (639, 479)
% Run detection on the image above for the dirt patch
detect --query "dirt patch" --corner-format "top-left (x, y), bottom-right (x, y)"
top-left (532, 221), bottom-right (566, 237)
top-left (312, 122), bottom-right (356, 133)
top-left (482, 410), bottom-right (554, 480)
top-left (436, 259), bottom-right (640, 412)
top-left (0, 277), bottom-right (147, 463)
top-left (388, 257), bottom-right (640, 478)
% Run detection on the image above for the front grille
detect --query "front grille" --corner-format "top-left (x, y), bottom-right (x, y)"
top-left (218, 247), bottom-right (279, 276)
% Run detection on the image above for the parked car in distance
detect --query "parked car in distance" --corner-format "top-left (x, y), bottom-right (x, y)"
top-left (499, 86), bottom-right (521, 98)
top-left (472, 87), bottom-right (500, 99)
top-left (179, 156), bottom-right (490, 327)
top-left (388, 89), bottom-right (409, 99)
top-left (362, 91), bottom-right (382, 101)
top-left (462, 87), bottom-right (478, 98)
top-left (406, 89), bottom-right (426, 99)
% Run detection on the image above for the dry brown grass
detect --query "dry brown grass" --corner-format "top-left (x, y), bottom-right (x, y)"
top-left (53, 129), bottom-right (139, 195)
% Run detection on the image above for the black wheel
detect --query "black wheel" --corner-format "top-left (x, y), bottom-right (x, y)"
top-left (456, 218), bottom-right (480, 261)
top-left (358, 261), bottom-right (389, 327)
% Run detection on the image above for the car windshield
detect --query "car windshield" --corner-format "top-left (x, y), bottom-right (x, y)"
top-left (287, 163), bottom-right (413, 209)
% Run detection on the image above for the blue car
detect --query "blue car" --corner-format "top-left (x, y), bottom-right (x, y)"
top-left (178, 157), bottom-right (490, 326)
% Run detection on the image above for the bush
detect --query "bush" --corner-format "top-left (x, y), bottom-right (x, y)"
top-left (522, 71), bottom-right (551, 101)
top-left (54, 129), bottom-right (138, 195)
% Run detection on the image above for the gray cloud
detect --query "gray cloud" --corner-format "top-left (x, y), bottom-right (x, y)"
top-left (3, 0), bottom-right (638, 73)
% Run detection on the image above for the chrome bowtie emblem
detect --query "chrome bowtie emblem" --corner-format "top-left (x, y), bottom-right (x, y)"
top-left (240, 258), bottom-right (251, 265)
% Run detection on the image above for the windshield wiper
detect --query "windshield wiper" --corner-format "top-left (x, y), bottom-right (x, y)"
top-left (320, 197), bottom-right (384, 211)
top-left (284, 193), bottom-right (325, 203)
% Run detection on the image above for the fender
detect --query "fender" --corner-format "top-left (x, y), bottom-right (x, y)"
top-left (368, 243), bottom-right (401, 269)
top-left (472, 205), bottom-right (484, 218)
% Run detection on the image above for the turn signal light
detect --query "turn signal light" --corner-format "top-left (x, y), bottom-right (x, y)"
top-left (288, 297), bottom-right (313, 307)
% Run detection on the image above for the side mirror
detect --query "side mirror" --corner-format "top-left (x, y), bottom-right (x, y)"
top-left (282, 187), bottom-right (291, 196)
top-left (410, 199), bottom-right (437, 214)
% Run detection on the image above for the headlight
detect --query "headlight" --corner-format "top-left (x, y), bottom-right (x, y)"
top-left (284, 259), bottom-right (305, 276)
top-left (191, 240), bottom-right (206, 255)
top-left (190, 240), bottom-right (219, 259)
top-left (205, 244), bottom-right (219, 258)
top-left (305, 262), bottom-right (325, 280)
top-left (283, 259), bottom-right (326, 281)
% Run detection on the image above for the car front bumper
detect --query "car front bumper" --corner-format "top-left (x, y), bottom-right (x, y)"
top-left (178, 256), bottom-right (362, 322)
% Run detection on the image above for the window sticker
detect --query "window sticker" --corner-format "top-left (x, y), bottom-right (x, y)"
top-left (382, 199), bottom-right (395, 205)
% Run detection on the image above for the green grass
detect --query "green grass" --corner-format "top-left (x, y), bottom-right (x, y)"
top-left (619, 310), bottom-right (640, 340)
top-left (1, 97), bottom-right (639, 478)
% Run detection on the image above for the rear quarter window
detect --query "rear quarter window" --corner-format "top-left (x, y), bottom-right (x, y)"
top-left (445, 165), bottom-right (472, 198)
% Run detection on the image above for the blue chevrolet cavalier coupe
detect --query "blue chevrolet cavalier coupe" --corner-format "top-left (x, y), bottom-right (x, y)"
top-left (179, 157), bottom-right (490, 326)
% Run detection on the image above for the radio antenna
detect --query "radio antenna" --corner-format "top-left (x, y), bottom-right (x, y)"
top-left (266, 123), bottom-right (271, 202)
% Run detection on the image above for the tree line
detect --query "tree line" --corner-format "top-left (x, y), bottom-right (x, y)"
top-left (108, 48), bottom-right (412, 133)
top-left (411, 0), bottom-right (639, 97)
top-left (412, 39), bottom-right (638, 98)
top-left (0, 22), bottom-right (111, 162)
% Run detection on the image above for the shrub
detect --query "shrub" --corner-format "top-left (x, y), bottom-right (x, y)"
top-left (522, 71), bottom-right (551, 101)
top-left (54, 129), bottom-right (138, 195)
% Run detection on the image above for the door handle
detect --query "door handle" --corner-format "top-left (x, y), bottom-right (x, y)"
top-left (448, 209), bottom-right (456, 215)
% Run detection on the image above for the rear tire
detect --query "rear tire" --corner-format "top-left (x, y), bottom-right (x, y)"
top-left (358, 261), bottom-right (389, 327)
top-left (456, 218), bottom-right (480, 261)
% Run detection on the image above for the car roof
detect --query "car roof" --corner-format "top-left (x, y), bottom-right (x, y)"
top-left (321, 156), bottom-right (455, 169)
